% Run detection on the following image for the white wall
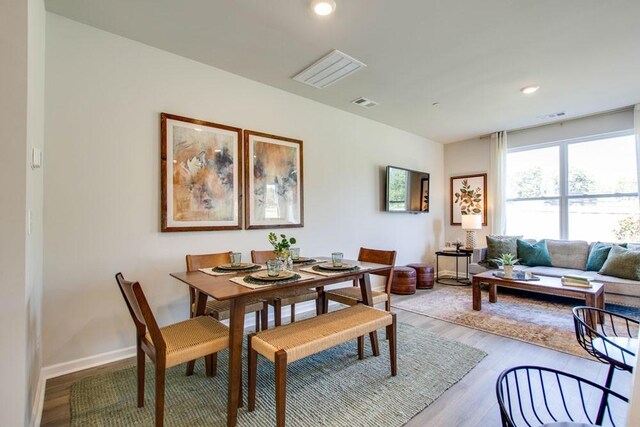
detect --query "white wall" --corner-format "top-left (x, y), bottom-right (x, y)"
top-left (43, 14), bottom-right (444, 368)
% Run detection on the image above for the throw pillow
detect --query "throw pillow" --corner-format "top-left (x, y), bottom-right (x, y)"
top-left (586, 242), bottom-right (614, 271)
top-left (599, 245), bottom-right (640, 280)
top-left (486, 235), bottom-right (519, 268)
top-left (517, 239), bottom-right (553, 267)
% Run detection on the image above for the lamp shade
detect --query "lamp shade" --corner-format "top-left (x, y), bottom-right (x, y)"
top-left (461, 214), bottom-right (482, 230)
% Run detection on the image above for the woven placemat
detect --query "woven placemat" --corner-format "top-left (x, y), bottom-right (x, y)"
top-left (199, 265), bottom-right (264, 276)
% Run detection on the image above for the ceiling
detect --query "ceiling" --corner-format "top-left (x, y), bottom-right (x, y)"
top-left (45, 0), bottom-right (640, 143)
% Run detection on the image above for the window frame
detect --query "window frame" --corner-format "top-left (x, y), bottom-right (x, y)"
top-left (506, 129), bottom-right (637, 240)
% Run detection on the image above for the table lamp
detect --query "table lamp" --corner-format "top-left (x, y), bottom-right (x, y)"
top-left (461, 214), bottom-right (482, 249)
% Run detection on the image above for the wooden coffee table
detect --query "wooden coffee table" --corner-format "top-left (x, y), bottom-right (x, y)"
top-left (471, 271), bottom-right (604, 328)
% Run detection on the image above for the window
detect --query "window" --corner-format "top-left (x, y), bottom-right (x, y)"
top-left (506, 133), bottom-right (638, 242)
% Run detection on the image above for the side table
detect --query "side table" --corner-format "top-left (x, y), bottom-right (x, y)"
top-left (435, 250), bottom-right (472, 285)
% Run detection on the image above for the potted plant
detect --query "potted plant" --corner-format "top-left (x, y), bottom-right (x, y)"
top-left (268, 232), bottom-right (297, 270)
top-left (491, 253), bottom-right (519, 278)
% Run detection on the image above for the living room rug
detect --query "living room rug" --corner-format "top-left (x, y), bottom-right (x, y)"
top-left (70, 322), bottom-right (486, 426)
top-left (392, 285), bottom-right (640, 359)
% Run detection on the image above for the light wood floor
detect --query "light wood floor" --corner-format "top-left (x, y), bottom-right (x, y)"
top-left (40, 291), bottom-right (632, 426)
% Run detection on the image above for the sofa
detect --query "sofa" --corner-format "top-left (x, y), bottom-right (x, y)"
top-left (470, 238), bottom-right (640, 308)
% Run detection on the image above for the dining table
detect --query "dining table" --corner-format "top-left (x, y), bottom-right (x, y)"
top-left (170, 257), bottom-right (393, 427)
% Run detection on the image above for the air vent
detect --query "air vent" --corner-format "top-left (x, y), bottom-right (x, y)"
top-left (351, 97), bottom-right (379, 109)
top-left (537, 111), bottom-right (566, 120)
top-left (292, 49), bottom-right (366, 89)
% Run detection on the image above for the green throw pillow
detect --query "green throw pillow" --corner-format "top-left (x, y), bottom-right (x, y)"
top-left (486, 235), bottom-right (519, 268)
top-left (599, 245), bottom-right (640, 280)
top-left (517, 239), bottom-right (552, 267)
top-left (586, 242), bottom-right (614, 271)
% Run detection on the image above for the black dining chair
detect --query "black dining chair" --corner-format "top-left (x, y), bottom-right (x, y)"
top-left (572, 306), bottom-right (638, 388)
top-left (496, 365), bottom-right (628, 427)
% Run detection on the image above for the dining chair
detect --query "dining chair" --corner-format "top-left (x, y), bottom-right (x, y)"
top-left (496, 365), bottom-right (628, 427)
top-left (324, 247), bottom-right (397, 313)
top-left (115, 272), bottom-right (230, 427)
top-left (572, 306), bottom-right (638, 388)
top-left (251, 249), bottom-right (320, 327)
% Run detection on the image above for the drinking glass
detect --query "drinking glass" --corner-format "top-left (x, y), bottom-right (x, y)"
top-left (290, 247), bottom-right (300, 260)
top-left (266, 259), bottom-right (280, 277)
top-left (331, 252), bottom-right (344, 267)
top-left (230, 252), bottom-right (242, 267)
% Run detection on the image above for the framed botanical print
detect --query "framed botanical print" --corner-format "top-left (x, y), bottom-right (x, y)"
top-left (244, 130), bottom-right (303, 229)
top-left (161, 113), bottom-right (242, 232)
top-left (450, 173), bottom-right (487, 225)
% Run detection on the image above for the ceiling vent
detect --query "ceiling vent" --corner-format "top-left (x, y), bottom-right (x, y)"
top-left (351, 97), bottom-right (379, 109)
top-left (537, 111), bottom-right (566, 120)
top-left (292, 49), bottom-right (366, 89)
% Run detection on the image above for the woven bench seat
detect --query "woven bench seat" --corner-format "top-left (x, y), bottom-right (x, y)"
top-left (248, 305), bottom-right (397, 426)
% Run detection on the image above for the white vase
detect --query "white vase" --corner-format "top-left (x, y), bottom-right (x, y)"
top-left (503, 265), bottom-right (514, 278)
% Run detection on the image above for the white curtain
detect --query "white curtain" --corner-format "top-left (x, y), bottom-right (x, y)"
top-left (490, 131), bottom-right (507, 235)
top-left (635, 104), bottom-right (640, 211)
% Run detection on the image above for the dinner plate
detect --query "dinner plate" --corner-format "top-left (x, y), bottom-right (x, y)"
top-left (316, 262), bottom-right (353, 271)
top-left (250, 271), bottom-right (295, 281)
top-left (216, 263), bottom-right (256, 270)
top-left (292, 257), bottom-right (313, 263)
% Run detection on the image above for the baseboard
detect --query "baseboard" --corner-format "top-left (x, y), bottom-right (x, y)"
top-left (42, 345), bottom-right (137, 381)
top-left (30, 369), bottom-right (45, 427)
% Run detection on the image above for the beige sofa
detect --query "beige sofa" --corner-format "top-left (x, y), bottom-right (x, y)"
top-left (470, 239), bottom-right (640, 308)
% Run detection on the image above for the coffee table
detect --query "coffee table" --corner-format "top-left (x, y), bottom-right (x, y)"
top-left (471, 271), bottom-right (604, 328)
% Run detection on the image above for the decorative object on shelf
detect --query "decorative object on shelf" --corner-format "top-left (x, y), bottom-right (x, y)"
top-left (161, 113), bottom-right (242, 232)
top-left (450, 173), bottom-right (487, 226)
top-left (268, 232), bottom-right (297, 271)
top-left (461, 214), bottom-right (482, 249)
top-left (490, 253), bottom-right (520, 278)
top-left (244, 130), bottom-right (303, 229)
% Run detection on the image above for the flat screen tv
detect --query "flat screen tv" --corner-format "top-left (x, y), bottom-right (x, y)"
top-left (385, 165), bottom-right (430, 213)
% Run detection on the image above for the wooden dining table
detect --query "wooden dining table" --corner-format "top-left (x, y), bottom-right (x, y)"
top-left (170, 257), bottom-right (393, 427)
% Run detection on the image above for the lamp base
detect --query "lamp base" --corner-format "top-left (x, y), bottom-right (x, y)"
top-left (465, 230), bottom-right (477, 250)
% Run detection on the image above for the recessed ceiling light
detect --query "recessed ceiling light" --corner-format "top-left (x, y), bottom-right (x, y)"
top-left (520, 85), bottom-right (540, 95)
top-left (311, 0), bottom-right (336, 16)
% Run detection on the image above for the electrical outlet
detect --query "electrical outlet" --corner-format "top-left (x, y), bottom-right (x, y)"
top-left (31, 147), bottom-right (42, 169)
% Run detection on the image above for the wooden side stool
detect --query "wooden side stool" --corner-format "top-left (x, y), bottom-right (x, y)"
top-left (406, 263), bottom-right (434, 289)
top-left (391, 266), bottom-right (416, 295)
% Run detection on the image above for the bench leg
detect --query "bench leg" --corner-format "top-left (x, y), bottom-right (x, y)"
top-left (205, 354), bottom-right (216, 377)
top-left (275, 350), bottom-right (288, 427)
top-left (248, 334), bottom-right (257, 412)
top-left (357, 336), bottom-right (364, 360)
top-left (290, 303), bottom-right (296, 323)
top-left (387, 313), bottom-right (397, 376)
top-left (274, 300), bottom-right (282, 327)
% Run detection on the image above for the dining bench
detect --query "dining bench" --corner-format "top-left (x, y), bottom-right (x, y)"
top-left (247, 304), bottom-right (397, 427)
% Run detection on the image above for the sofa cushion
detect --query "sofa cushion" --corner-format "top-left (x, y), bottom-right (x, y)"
top-left (486, 235), bottom-right (520, 268)
top-left (586, 242), bottom-right (616, 272)
top-left (517, 239), bottom-right (552, 267)
top-left (599, 245), bottom-right (640, 280)
top-left (546, 239), bottom-right (589, 270)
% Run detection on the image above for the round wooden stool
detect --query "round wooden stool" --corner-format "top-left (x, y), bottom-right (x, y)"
top-left (391, 266), bottom-right (416, 295)
top-left (406, 263), bottom-right (435, 289)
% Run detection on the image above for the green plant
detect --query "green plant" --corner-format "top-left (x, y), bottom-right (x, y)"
top-left (268, 232), bottom-right (297, 253)
top-left (491, 253), bottom-right (519, 266)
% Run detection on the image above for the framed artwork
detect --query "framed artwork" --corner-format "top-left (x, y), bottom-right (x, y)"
top-left (161, 113), bottom-right (242, 232)
top-left (420, 177), bottom-right (430, 212)
top-left (450, 173), bottom-right (487, 225)
top-left (244, 130), bottom-right (303, 229)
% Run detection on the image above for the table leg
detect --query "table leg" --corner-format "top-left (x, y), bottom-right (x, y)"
top-left (489, 284), bottom-right (497, 303)
top-left (436, 255), bottom-right (440, 283)
top-left (316, 286), bottom-right (326, 315)
top-left (359, 273), bottom-right (380, 357)
top-left (454, 256), bottom-right (459, 281)
top-left (584, 293), bottom-right (597, 330)
top-left (472, 279), bottom-right (481, 310)
top-left (226, 297), bottom-right (247, 427)
top-left (597, 291), bottom-right (605, 324)
top-left (186, 291), bottom-right (210, 376)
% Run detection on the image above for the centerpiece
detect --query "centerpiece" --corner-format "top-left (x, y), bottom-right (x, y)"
top-left (491, 253), bottom-right (519, 278)
top-left (268, 232), bottom-right (297, 271)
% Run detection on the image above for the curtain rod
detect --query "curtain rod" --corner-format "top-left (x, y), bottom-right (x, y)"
top-left (478, 105), bottom-right (634, 140)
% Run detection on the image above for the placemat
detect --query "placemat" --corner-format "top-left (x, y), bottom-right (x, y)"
top-left (300, 264), bottom-right (365, 277)
top-left (198, 265), bottom-right (265, 276)
top-left (230, 271), bottom-right (316, 289)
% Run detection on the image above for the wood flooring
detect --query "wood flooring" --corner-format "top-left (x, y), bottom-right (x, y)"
top-left (40, 291), bottom-right (632, 426)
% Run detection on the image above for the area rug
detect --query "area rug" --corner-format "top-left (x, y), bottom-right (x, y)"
top-left (392, 285), bottom-right (640, 359)
top-left (70, 322), bottom-right (486, 426)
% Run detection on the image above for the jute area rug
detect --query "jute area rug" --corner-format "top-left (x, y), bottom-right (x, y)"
top-left (71, 322), bottom-right (486, 427)
top-left (393, 284), bottom-right (640, 359)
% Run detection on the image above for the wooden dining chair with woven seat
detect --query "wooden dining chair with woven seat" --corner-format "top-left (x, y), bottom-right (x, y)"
top-left (115, 272), bottom-right (230, 427)
top-left (324, 247), bottom-right (397, 313)
top-left (251, 250), bottom-right (321, 327)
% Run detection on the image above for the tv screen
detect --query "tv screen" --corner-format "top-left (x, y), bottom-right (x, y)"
top-left (385, 165), bottom-right (430, 213)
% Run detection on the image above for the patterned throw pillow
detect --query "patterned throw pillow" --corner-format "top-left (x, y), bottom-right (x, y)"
top-left (517, 239), bottom-right (553, 267)
top-left (486, 235), bottom-right (520, 268)
top-left (599, 245), bottom-right (640, 280)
